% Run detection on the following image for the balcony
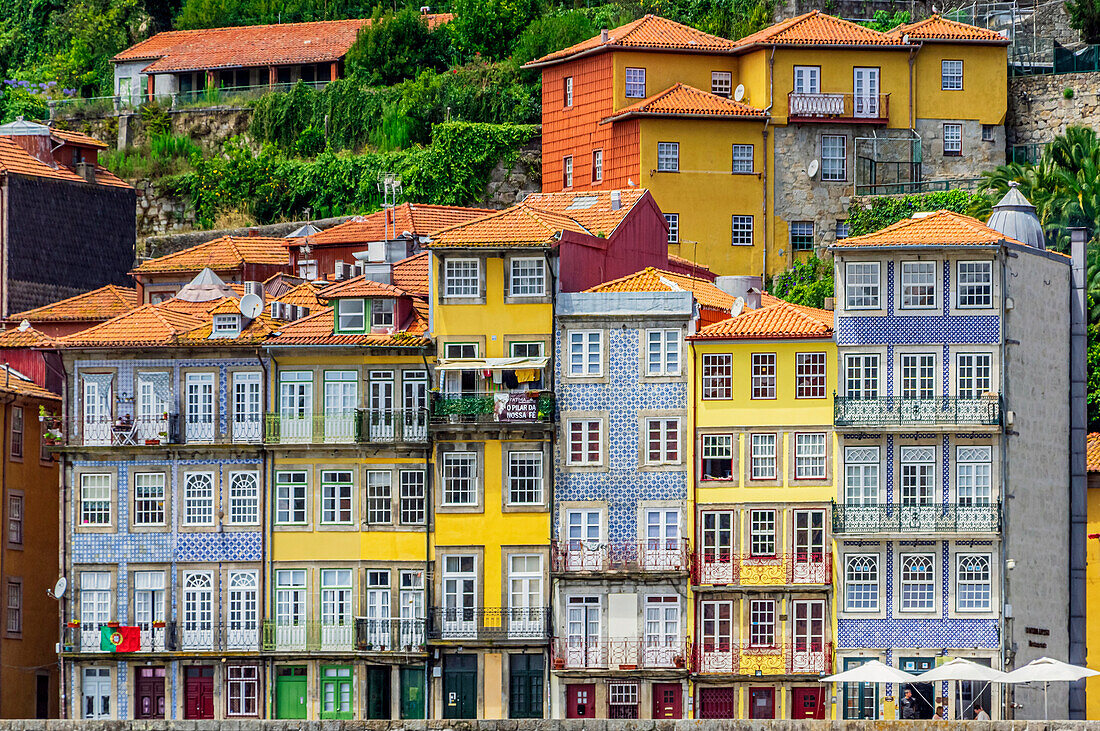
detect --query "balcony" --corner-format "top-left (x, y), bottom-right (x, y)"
top-left (66, 414), bottom-right (264, 447)
top-left (834, 396), bottom-right (1001, 429)
top-left (551, 539), bottom-right (690, 576)
top-left (264, 409), bottom-right (429, 446)
top-left (831, 501), bottom-right (1001, 534)
top-left (426, 607), bottom-right (550, 642)
top-left (551, 638), bottom-right (691, 671)
top-left (65, 621), bottom-right (259, 653)
top-left (692, 552), bottom-right (830, 588)
top-left (787, 92), bottom-right (889, 124)
top-left (431, 391), bottom-right (554, 425)
top-left (692, 641), bottom-right (833, 676)
top-left (261, 620), bottom-right (357, 652)
top-left (355, 617), bottom-right (427, 651)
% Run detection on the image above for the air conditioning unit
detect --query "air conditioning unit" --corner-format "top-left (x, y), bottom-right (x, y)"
top-left (270, 302), bottom-right (281, 319)
top-left (367, 241), bottom-right (386, 263)
top-left (244, 281), bottom-right (263, 297)
top-left (334, 260), bottom-right (346, 280)
top-left (351, 263), bottom-right (364, 278)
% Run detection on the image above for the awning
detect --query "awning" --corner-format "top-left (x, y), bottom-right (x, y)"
top-left (435, 357), bottom-right (549, 371)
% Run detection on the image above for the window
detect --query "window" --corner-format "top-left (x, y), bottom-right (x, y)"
top-left (275, 569), bottom-right (306, 630)
top-left (750, 433), bottom-right (777, 480)
top-left (899, 554), bottom-right (935, 612)
top-left (957, 261), bottom-right (993, 308)
top-left (399, 470), bottom-right (426, 524)
top-left (845, 353), bottom-right (879, 400)
top-left (228, 471), bottom-right (260, 525)
top-left (956, 553), bottom-right (992, 611)
top-left (182, 472), bottom-right (214, 526)
top-left (444, 259), bottom-right (479, 298)
top-left (645, 418), bottom-right (680, 465)
top-left (901, 353), bottom-right (936, 400)
top-left (900, 446), bottom-right (936, 505)
top-left (212, 314), bottom-right (240, 335)
top-left (957, 445), bottom-right (992, 505)
top-left (445, 343), bottom-right (476, 359)
top-left (133, 473), bottom-right (166, 526)
top-left (731, 215), bottom-right (753, 245)
top-left (563, 76), bottom-right (573, 107)
top-left (510, 258), bottom-right (546, 297)
top-left (795, 433), bottom-right (827, 479)
top-left (508, 342), bottom-right (542, 359)
top-left (943, 123), bottom-right (962, 155)
top-left (836, 220), bottom-right (850, 239)
top-left (749, 509), bottom-right (776, 556)
top-left (942, 59), bottom-right (963, 90)
top-left (442, 452), bottom-right (477, 505)
top-left (793, 65), bottom-right (820, 94)
top-left (6, 493), bottom-right (21, 545)
top-left (321, 470), bottom-right (353, 524)
top-left (751, 353), bottom-right (776, 399)
top-left (592, 149), bottom-right (603, 182)
top-left (901, 261), bottom-right (936, 308)
top-left (844, 447), bottom-right (880, 505)
top-left (226, 665), bottom-right (259, 717)
top-left (608, 683), bottom-right (639, 718)
top-left (957, 353), bottom-right (992, 398)
top-left (6, 579), bottom-right (20, 634)
top-left (701, 354), bottom-right (732, 399)
top-left (789, 221), bottom-right (814, 251)
top-left (625, 67), bottom-right (646, 98)
top-left (701, 435), bottom-right (733, 480)
top-left (664, 213), bottom-right (679, 244)
top-left (80, 474), bottom-right (111, 526)
top-left (845, 262), bottom-right (880, 309)
top-left (567, 419), bottom-right (602, 466)
top-left (657, 142), bottom-right (679, 172)
top-left (749, 599), bottom-right (775, 646)
top-left (563, 155), bottom-right (573, 187)
top-left (227, 571), bottom-right (258, 644)
top-left (711, 71), bottom-right (732, 96)
top-left (336, 298), bottom-right (365, 332)
top-left (276, 471), bottom-right (307, 524)
top-left (10, 406), bottom-right (21, 459)
top-left (845, 554), bottom-right (879, 611)
top-left (982, 124), bottom-right (995, 142)
top-left (371, 298), bottom-right (394, 329)
top-left (321, 666), bottom-right (354, 719)
top-left (646, 329), bottom-right (680, 376)
top-left (366, 470), bottom-right (391, 524)
top-left (796, 352), bottom-right (826, 399)
top-left (732, 144), bottom-right (753, 173)
top-left (568, 331), bottom-right (602, 377)
top-left (508, 451), bottom-right (543, 504)
top-left (79, 571), bottom-right (110, 635)
top-left (821, 135), bottom-right (847, 181)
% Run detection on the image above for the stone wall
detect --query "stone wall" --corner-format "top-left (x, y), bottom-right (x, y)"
top-left (54, 106), bottom-right (253, 152)
top-left (134, 178), bottom-right (197, 239)
top-left (478, 135), bottom-right (542, 208)
top-left (6, 720), bottom-right (1100, 729)
top-left (1007, 71), bottom-right (1100, 147)
top-left (772, 0), bottom-right (933, 22)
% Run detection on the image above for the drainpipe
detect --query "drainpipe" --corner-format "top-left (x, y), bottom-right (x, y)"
top-left (420, 349), bottom-right (433, 720)
top-left (1069, 228), bottom-right (1088, 718)
top-left (56, 356), bottom-right (69, 719)
top-left (762, 46), bottom-right (776, 284)
top-left (0, 389), bottom-right (12, 717)
top-left (255, 350), bottom-right (270, 717)
top-left (998, 246), bottom-right (1011, 719)
top-left (543, 249), bottom-right (557, 720)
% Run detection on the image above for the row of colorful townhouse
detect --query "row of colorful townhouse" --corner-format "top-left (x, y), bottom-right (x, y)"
top-left (50, 183), bottom-right (1076, 721)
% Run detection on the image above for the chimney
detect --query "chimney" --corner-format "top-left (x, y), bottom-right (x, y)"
top-left (601, 28), bottom-right (609, 42)
top-left (610, 190), bottom-right (621, 210)
top-left (824, 297), bottom-right (835, 311)
top-left (714, 275), bottom-right (763, 302)
top-left (247, 228), bottom-right (260, 237)
top-left (75, 162), bottom-right (97, 184)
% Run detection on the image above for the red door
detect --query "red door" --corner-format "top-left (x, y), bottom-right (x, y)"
top-left (652, 683), bottom-right (682, 718)
top-left (749, 687), bottom-right (775, 719)
top-left (566, 684), bottom-right (595, 718)
top-left (792, 687), bottom-right (825, 719)
top-left (698, 687), bottom-right (735, 719)
top-left (135, 666), bottom-right (166, 719)
top-left (184, 666), bottom-right (214, 719)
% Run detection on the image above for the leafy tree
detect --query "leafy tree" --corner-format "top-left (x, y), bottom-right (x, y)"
top-left (448, 0), bottom-right (542, 60)
top-left (511, 11), bottom-right (596, 68)
top-left (42, 0), bottom-right (141, 94)
top-left (1067, 0), bottom-right (1100, 44)
top-left (859, 9), bottom-right (910, 32)
top-left (345, 6), bottom-right (450, 86)
top-left (767, 256), bottom-right (834, 309)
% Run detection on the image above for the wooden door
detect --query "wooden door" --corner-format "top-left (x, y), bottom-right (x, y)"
top-left (749, 687), bottom-right (775, 719)
top-left (792, 687), bottom-right (825, 719)
top-left (184, 666), bottom-right (214, 719)
top-left (275, 666), bottom-right (307, 720)
top-left (364, 665), bottom-right (391, 719)
top-left (400, 667), bottom-right (425, 719)
top-left (134, 666), bottom-right (166, 720)
top-left (652, 683), bottom-right (682, 719)
top-left (442, 654), bottom-right (477, 719)
top-left (566, 683), bottom-right (595, 718)
top-left (508, 654), bottom-right (544, 718)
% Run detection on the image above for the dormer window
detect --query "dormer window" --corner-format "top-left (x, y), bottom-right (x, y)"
top-left (211, 314), bottom-right (241, 338)
top-left (372, 298), bottom-right (394, 329)
top-left (336, 299), bottom-right (366, 333)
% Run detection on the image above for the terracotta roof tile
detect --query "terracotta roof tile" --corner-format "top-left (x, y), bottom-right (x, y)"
top-left (691, 299), bottom-right (834, 339)
top-left (9, 285), bottom-right (138, 323)
top-left (306, 203), bottom-right (495, 246)
top-left (831, 210), bottom-right (1023, 248)
top-left (318, 275), bottom-right (407, 299)
top-left (263, 272), bottom-right (307, 298)
top-left (391, 252), bottom-right (429, 296)
top-left (889, 15), bottom-right (1009, 43)
top-left (735, 10), bottom-right (905, 49)
top-left (1089, 432), bottom-right (1100, 473)
top-left (275, 281), bottom-right (324, 308)
top-left (427, 204), bottom-right (591, 248)
top-left (0, 366), bottom-right (59, 401)
top-left (519, 189), bottom-right (647, 237)
top-left (58, 304), bottom-right (206, 347)
top-left (264, 306), bottom-right (429, 347)
top-left (49, 128), bottom-right (109, 149)
top-left (0, 324), bottom-right (58, 348)
top-left (132, 235), bottom-right (289, 274)
top-left (603, 83), bottom-right (764, 123)
top-left (525, 14), bottom-right (737, 67)
top-left (115, 15), bottom-right (452, 72)
top-left (0, 137), bottom-right (131, 188)
top-left (176, 312), bottom-right (281, 344)
top-left (586, 267), bottom-right (736, 312)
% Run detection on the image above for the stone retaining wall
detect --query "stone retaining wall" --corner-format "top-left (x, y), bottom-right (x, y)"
top-left (1007, 71), bottom-right (1100, 147)
top-left (2, 721), bottom-right (1098, 729)
top-left (55, 107), bottom-right (252, 152)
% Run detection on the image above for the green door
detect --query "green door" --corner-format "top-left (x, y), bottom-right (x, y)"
top-left (443, 654), bottom-right (477, 719)
top-left (365, 666), bottom-right (391, 719)
top-left (400, 667), bottom-right (425, 719)
top-left (320, 666), bottom-right (354, 719)
top-left (509, 654), bottom-right (544, 718)
top-left (275, 666), bottom-right (307, 720)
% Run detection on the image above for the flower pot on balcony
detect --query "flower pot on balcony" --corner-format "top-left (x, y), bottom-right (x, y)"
top-left (673, 655), bottom-right (685, 668)
top-left (145, 439), bottom-right (160, 445)
top-left (66, 621), bottom-right (80, 628)
top-left (152, 621), bottom-right (166, 628)
top-left (106, 622), bottom-right (119, 628)
top-left (552, 657), bottom-right (565, 669)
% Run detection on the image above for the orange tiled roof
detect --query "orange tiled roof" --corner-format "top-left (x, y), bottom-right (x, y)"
top-left (391, 252), bottom-right (429, 296)
top-left (691, 299), bottom-right (834, 339)
top-left (58, 304), bottom-right (206, 347)
top-left (427, 204), bottom-right (591, 248)
top-left (132, 235), bottom-right (289, 274)
top-left (603, 83), bottom-right (764, 123)
top-left (318, 275), bottom-right (407, 300)
top-left (9, 285), bottom-right (138, 323)
top-left (519, 189), bottom-right (648, 237)
top-left (176, 312), bottom-right (281, 345)
top-left (889, 15), bottom-right (1009, 43)
top-left (735, 10), bottom-right (906, 49)
top-left (0, 366), bottom-right (59, 401)
top-left (115, 15), bottom-right (452, 72)
top-left (264, 307), bottom-right (430, 347)
top-left (831, 210), bottom-right (1023, 248)
top-left (524, 14), bottom-right (738, 67)
top-left (586, 267), bottom-right (736, 312)
top-left (0, 323), bottom-right (58, 348)
top-left (1089, 433), bottom-right (1100, 473)
top-left (0, 137), bottom-right (131, 188)
top-left (306, 203), bottom-right (495, 246)
top-left (50, 127), bottom-right (109, 149)
top-left (275, 281), bottom-right (324, 308)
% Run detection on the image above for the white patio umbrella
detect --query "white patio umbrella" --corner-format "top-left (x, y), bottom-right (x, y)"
top-left (821, 660), bottom-right (925, 716)
top-left (917, 658), bottom-right (1009, 719)
top-left (1002, 657), bottom-right (1100, 720)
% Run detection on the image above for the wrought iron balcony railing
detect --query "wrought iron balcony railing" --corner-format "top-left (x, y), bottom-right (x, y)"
top-left (65, 414), bottom-right (264, 447)
top-left (831, 501), bottom-right (1002, 534)
top-left (692, 552), bottom-right (831, 587)
top-left (788, 92), bottom-right (889, 123)
top-left (64, 621), bottom-right (260, 653)
top-left (692, 641), bottom-right (833, 676)
top-left (354, 617), bottom-right (426, 652)
top-left (551, 638), bottom-right (692, 671)
top-left (425, 607), bottom-right (550, 642)
top-left (551, 539), bottom-right (691, 575)
top-left (431, 391), bottom-right (554, 424)
top-left (260, 618), bottom-right (427, 652)
top-left (833, 395), bottom-right (1001, 427)
top-left (264, 409), bottom-right (429, 445)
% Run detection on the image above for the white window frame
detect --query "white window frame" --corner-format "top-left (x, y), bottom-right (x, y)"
top-left (507, 451), bottom-right (543, 505)
top-left (942, 59), bottom-right (963, 90)
top-left (957, 445), bottom-right (993, 505)
top-left (751, 352), bottom-right (776, 399)
top-left (509, 257), bottom-right (546, 297)
top-left (80, 473), bottom-right (112, 526)
top-left (442, 452), bottom-right (477, 506)
top-left (133, 472), bottom-right (165, 526)
top-left (645, 417), bottom-right (681, 466)
top-left (901, 260), bottom-right (937, 309)
top-left (731, 215), bottom-right (754, 246)
top-left (701, 354), bottom-right (732, 399)
top-left (275, 470), bottom-right (307, 524)
top-left (749, 509), bottom-right (777, 557)
top-left (563, 155), bottom-right (573, 187)
top-left (700, 434), bottom-right (734, 481)
top-left (366, 470), bottom-right (392, 524)
top-left (371, 298), bottom-right (394, 329)
top-left (750, 433), bottom-right (777, 480)
top-left (748, 598), bottom-right (776, 646)
top-left (957, 260), bottom-right (993, 308)
top-left (399, 469), bottom-right (426, 524)
top-left (793, 65), bottom-right (821, 94)
top-left (901, 353), bottom-right (936, 400)
top-left (957, 352), bottom-right (993, 399)
top-left (183, 472), bottom-right (215, 526)
top-left (844, 446), bottom-right (880, 505)
top-left (943, 123), bottom-right (963, 154)
top-left (228, 471), bottom-right (260, 525)
top-left (444, 258), bottom-right (480, 298)
top-left (845, 261), bottom-right (880, 309)
top-left (563, 75), bottom-right (573, 107)
top-left (625, 67), bottom-right (646, 98)
top-left (844, 353), bottom-right (880, 399)
top-left (821, 134), bottom-right (847, 181)
top-left (900, 553), bottom-right (935, 612)
top-left (844, 553), bottom-right (879, 612)
top-left (212, 314), bottom-right (240, 335)
top-left (956, 553), bottom-right (992, 612)
top-left (795, 432), bottom-right (827, 479)
top-left (796, 352), bottom-right (827, 399)
top-left (567, 330), bottom-right (603, 377)
top-left (732, 144), bottom-right (753, 173)
top-left (656, 142), bottom-right (679, 172)
top-left (226, 665), bottom-right (259, 717)
top-left (664, 213), bottom-right (679, 244)
top-left (711, 70), bottom-right (732, 96)
top-left (592, 149), bottom-right (603, 182)
top-left (567, 419), bottom-right (602, 466)
top-left (789, 221), bottom-right (815, 251)
top-left (320, 470), bottom-right (354, 525)
top-left (336, 298), bottom-right (365, 332)
top-left (645, 329), bottom-right (680, 376)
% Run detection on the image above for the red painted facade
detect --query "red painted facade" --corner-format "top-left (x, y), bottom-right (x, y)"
top-left (542, 54), bottom-right (620, 193)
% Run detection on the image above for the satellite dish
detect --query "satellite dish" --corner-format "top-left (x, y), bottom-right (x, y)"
top-left (734, 84), bottom-right (746, 102)
top-left (806, 159), bottom-right (819, 179)
top-left (239, 293), bottom-right (263, 319)
top-left (52, 576), bottom-right (67, 599)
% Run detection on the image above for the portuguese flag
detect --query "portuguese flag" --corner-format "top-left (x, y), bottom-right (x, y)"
top-left (100, 625), bottom-right (140, 652)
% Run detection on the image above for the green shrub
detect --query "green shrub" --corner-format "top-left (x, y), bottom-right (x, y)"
top-left (767, 256), bottom-right (834, 309)
top-left (345, 6), bottom-right (451, 86)
top-left (512, 12), bottom-right (597, 69)
top-left (845, 189), bottom-right (988, 237)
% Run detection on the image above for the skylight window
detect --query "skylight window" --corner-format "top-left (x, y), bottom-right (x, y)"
top-left (211, 314), bottom-right (241, 338)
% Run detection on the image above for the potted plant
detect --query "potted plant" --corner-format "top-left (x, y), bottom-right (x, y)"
top-left (66, 620), bottom-right (80, 628)
top-left (106, 621), bottom-right (119, 628)
top-left (152, 620), bottom-right (166, 629)
top-left (673, 654), bottom-right (686, 668)
top-left (552, 657), bottom-right (565, 669)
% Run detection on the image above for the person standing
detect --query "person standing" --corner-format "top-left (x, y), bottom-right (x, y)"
top-left (900, 689), bottom-right (918, 719)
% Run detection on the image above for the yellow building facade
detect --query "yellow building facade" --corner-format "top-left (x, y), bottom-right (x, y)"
top-left (1087, 433), bottom-right (1100, 719)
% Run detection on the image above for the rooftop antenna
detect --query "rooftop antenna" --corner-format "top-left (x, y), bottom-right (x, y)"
top-left (377, 173), bottom-right (403, 241)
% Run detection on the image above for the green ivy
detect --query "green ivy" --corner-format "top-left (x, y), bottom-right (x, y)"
top-left (767, 256), bottom-right (834, 309)
top-left (845, 189), bottom-right (988, 237)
